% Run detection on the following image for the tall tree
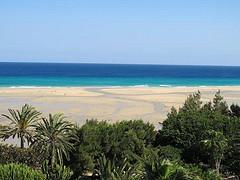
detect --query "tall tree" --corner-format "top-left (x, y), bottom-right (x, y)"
top-left (201, 130), bottom-right (228, 174)
top-left (213, 90), bottom-right (229, 115)
top-left (32, 113), bottom-right (75, 167)
top-left (1, 104), bottom-right (41, 148)
top-left (228, 131), bottom-right (240, 176)
top-left (230, 104), bottom-right (240, 117)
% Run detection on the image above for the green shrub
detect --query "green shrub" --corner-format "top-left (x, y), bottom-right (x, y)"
top-left (95, 155), bottom-right (140, 180)
top-left (156, 92), bottom-right (240, 167)
top-left (69, 119), bottom-right (156, 176)
top-left (183, 164), bottom-right (223, 180)
top-left (0, 163), bottom-right (45, 180)
top-left (158, 145), bottom-right (182, 162)
top-left (42, 161), bottom-right (73, 180)
top-left (0, 144), bottom-right (46, 168)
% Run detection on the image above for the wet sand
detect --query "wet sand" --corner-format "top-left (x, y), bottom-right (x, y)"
top-left (0, 86), bottom-right (240, 127)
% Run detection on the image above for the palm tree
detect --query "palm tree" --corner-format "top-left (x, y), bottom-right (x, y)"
top-left (95, 155), bottom-right (115, 180)
top-left (113, 158), bottom-right (141, 180)
top-left (1, 104), bottom-right (41, 148)
top-left (143, 159), bottom-right (176, 180)
top-left (32, 113), bottom-right (75, 167)
top-left (137, 149), bottom-right (191, 180)
top-left (96, 155), bottom-right (140, 180)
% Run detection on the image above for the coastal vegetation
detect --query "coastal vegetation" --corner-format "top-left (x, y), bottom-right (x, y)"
top-left (0, 91), bottom-right (239, 179)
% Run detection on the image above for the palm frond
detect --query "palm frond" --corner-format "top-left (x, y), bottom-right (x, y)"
top-left (1, 104), bottom-right (41, 148)
top-left (32, 113), bottom-right (75, 167)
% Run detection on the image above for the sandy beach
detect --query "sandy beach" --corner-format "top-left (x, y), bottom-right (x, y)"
top-left (0, 86), bottom-right (240, 127)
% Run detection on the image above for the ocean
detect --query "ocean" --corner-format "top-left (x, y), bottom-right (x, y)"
top-left (1, 62), bottom-right (240, 87)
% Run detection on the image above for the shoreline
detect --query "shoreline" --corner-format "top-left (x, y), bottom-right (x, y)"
top-left (2, 85), bottom-right (240, 89)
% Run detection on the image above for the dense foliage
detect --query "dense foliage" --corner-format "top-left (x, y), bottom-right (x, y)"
top-left (68, 119), bottom-right (156, 177)
top-left (156, 91), bottom-right (240, 177)
top-left (0, 163), bottom-right (45, 180)
top-left (0, 144), bottom-right (45, 168)
top-left (0, 91), bottom-right (239, 179)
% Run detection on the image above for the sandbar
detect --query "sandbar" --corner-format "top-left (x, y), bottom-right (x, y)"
top-left (0, 86), bottom-right (239, 127)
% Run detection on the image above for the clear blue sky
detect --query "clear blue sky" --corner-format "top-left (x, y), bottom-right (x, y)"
top-left (0, 0), bottom-right (240, 65)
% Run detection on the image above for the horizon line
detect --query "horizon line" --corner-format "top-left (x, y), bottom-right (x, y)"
top-left (0, 61), bottom-right (240, 67)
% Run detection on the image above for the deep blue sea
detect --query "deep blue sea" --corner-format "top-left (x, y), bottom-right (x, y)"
top-left (1, 62), bottom-right (240, 87)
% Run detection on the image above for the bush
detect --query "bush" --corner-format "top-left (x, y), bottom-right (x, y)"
top-left (0, 163), bottom-right (45, 180)
top-left (42, 161), bottom-right (73, 180)
top-left (0, 144), bottom-right (46, 168)
top-left (183, 164), bottom-right (222, 180)
top-left (158, 145), bottom-right (182, 162)
top-left (156, 92), bottom-right (240, 167)
top-left (69, 119), bottom-right (156, 176)
top-left (224, 131), bottom-right (240, 176)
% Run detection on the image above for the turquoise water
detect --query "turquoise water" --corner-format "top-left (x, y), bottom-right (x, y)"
top-left (1, 76), bottom-right (240, 87)
top-left (1, 63), bottom-right (240, 87)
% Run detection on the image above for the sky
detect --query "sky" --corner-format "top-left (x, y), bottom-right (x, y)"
top-left (0, 0), bottom-right (240, 65)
